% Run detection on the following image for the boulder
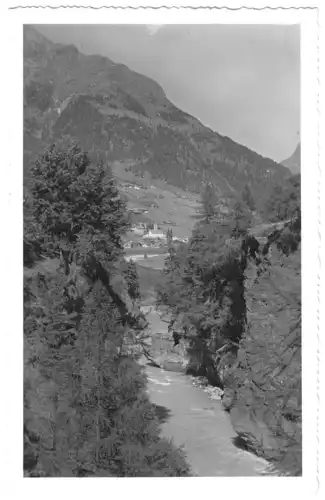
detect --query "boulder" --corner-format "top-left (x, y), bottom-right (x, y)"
top-left (143, 332), bottom-right (189, 372)
top-left (230, 405), bottom-right (278, 459)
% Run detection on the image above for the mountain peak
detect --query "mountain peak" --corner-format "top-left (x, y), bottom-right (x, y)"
top-left (282, 142), bottom-right (301, 174)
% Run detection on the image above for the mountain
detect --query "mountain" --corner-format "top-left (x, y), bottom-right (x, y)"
top-left (24, 26), bottom-right (291, 208)
top-left (281, 143), bottom-right (301, 175)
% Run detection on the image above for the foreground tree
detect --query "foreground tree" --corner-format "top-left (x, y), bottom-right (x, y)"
top-left (24, 141), bottom-right (191, 477)
top-left (30, 139), bottom-right (129, 270)
top-left (24, 273), bottom-right (190, 477)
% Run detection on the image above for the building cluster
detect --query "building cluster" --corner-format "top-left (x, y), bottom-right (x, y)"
top-left (128, 207), bottom-right (149, 215)
top-left (123, 222), bottom-right (188, 249)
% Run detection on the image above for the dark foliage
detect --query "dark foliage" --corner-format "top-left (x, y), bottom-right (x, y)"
top-left (264, 174), bottom-right (301, 223)
top-left (24, 142), bottom-right (191, 477)
top-left (24, 80), bottom-right (54, 112)
top-left (156, 190), bottom-right (247, 380)
top-left (241, 183), bottom-right (256, 212)
top-left (122, 259), bottom-right (141, 301)
top-left (156, 180), bottom-right (301, 475)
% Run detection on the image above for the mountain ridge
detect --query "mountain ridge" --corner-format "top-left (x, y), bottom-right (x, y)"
top-left (24, 25), bottom-right (291, 208)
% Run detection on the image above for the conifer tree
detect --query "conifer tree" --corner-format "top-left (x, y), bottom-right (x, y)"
top-left (166, 228), bottom-right (173, 246)
top-left (231, 201), bottom-right (252, 239)
top-left (157, 185), bottom-right (247, 380)
top-left (24, 140), bottom-right (191, 477)
top-left (30, 139), bottom-right (129, 271)
top-left (241, 183), bottom-right (256, 212)
top-left (193, 182), bottom-right (219, 225)
top-left (264, 175), bottom-right (301, 223)
top-left (123, 259), bottom-right (141, 301)
top-left (24, 272), bottom-right (190, 477)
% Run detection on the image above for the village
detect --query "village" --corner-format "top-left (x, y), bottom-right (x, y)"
top-left (117, 178), bottom-right (232, 253)
top-left (123, 222), bottom-right (189, 250)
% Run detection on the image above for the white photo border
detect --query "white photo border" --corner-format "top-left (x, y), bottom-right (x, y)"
top-left (0, 2), bottom-right (321, 499)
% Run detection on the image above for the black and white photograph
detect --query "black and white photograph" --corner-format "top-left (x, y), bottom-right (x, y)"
top-left (1, 1), bottom-right (322, 495)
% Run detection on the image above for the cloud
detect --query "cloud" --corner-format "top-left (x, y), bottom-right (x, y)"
top-left (146, 25), bottom-right (165, 36)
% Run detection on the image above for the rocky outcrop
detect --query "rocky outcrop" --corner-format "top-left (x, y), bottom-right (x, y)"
top-left (139, 306), bottom-right (189, 371)
top-left (143, 334), bottom-right (189, 372)
top-left (228, 246), bottom-right (301, 472)
top-left (230, 406), bottom-right (278, 457)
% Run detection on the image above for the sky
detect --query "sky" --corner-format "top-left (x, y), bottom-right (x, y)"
top-left (36, 24), bottom-right (300, 163)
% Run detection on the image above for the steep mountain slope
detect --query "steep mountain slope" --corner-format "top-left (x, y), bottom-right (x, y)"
top-left (24, 25), bottom-right (291, 207)
top-left (282, 143), bottom-right (301, 175)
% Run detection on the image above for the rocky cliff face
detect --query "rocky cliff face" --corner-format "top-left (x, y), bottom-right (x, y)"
top-left (227, 246), bottom-right (301, 472)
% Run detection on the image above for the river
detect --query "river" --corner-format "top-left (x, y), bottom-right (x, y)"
top-left (145, 362), bottom-right (269, 476)
top-left (138, 260), bottom-right (270, 476)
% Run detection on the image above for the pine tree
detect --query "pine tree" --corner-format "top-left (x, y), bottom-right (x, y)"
top-left (123, 259), bottom-right (141, 301)
top-left (264, 175), bottom-right (300, 223)
top-left (231, 201), bottom-right (252, 239)
top-left (24, 272), bottom-right (83, 476)
top-left (24, 271), bottom-right (191, 477)
top-left (74, 281), bottom-right (190, 477)
top-left (24, 188), bottom-right (42, 266)
top-left (241, 183), bottom-right (256, 212)
top-left (24, 140), bottom-right (191, 477)
top-left (157, 198), bottom-right (247, 382)
top-left (194, 182), bottom-right (219, 225)
top-left (166, 228), bottom-right (173, 246)
top-left (30, 139), bottom-right (130, 272)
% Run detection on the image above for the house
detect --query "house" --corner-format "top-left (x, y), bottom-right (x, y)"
top-left (143, 229), bottom-right (166, 240)
top-left (129, 207), bottom-right (148, 214)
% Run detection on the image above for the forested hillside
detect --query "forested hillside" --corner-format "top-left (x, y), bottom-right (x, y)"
top-left (24, 140), bottom-right (191, 477)
top-left (156, 177), bottom-right (301, 475)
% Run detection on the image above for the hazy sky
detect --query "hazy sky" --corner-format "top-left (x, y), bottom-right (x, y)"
top-left (36, 24), bottom-right (300, 162)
